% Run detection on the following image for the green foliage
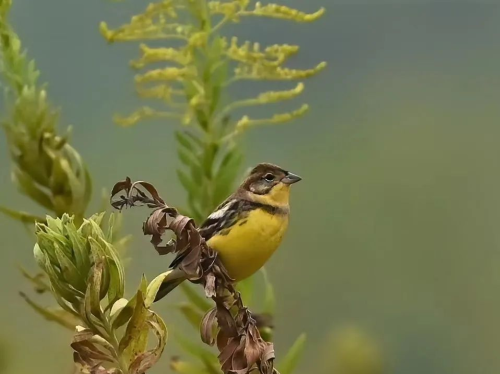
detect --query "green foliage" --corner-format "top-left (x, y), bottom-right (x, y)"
top-left (101, 0), bottom-right (326, 220)
top-left (0, 0), bottom-right (92, 225)
top-left (34, 213), bottom-right (168, 374)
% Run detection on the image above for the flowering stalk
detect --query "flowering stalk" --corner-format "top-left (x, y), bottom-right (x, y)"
top-left (0, 0), bottom-right (92, 226)
top-left (101, 0), bottom-right (326, 221)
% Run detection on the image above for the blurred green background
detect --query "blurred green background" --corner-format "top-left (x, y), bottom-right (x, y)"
top-left (1, 1), bottom-right (500, 374)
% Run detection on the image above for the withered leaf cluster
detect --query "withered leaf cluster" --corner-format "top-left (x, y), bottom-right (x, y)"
top-left (111, 178), bottom-right (277, 374)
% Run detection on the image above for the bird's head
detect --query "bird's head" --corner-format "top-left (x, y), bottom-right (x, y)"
top-left (240, 163), bottom-right (301, 206)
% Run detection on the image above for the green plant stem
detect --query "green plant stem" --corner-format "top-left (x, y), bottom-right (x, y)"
top-left (103, 315), bottom-right (129, 374)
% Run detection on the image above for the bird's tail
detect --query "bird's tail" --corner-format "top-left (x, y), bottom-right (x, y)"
top-left (154, 269), bottom-right (187, 302)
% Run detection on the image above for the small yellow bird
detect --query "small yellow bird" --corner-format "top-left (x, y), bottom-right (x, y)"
top-left (155, 163), bottom-right (301, 301)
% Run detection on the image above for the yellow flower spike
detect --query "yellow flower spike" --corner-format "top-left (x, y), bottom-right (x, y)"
top-left (234, 61), bottom-right (326, 81)
top-left (99, 1), bottom-right (190, 42)
top-left (135, 84), bottom-right (185, 103)
top-left (218, 82), bottom-right (304, 119)
top-left (208, 1), bottom-right (240, 16)
top-left (240, 3), bottom-right (325, 22)
top-left (188, 32), bottom-right (209, 48)
top-left (113, 106), bottom-right (183, 127)
top-left (131, 44), bottom-right (192, 69)
top-left (135, 66), bottom-right (195, 84)
top-left (225, 37), bottom-right (299, 67)
top-left (235, 103), bottom-right (309, 131)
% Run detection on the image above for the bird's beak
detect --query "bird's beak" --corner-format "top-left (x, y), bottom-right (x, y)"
top-left (282, 172), bottom-right (302, 185)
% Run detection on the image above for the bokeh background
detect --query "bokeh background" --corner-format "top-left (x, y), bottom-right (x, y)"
top-left (1, 1), bottom-right (500, 373)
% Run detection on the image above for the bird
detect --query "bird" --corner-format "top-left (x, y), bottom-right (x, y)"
top-left (154, 162), bottom-right (302, 302)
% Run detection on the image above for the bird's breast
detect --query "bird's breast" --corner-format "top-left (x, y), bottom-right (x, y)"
top-left (207, 208), bottom-right (289, 281)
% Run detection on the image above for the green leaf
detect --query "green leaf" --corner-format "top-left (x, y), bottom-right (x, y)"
top-left (236, 275), bottom-right (254, 307)
top-left (106, 255), bottom-right (124, 307)
top-left (202, 142), bottom-right (219, 178)
top-left (177, 169), bottom-right (198, 195)
top-left (110, 298), bottom-right (129, 318)
top-left (277, 333), bottom-right (306, 374)
top-left (184, 131), bottom-right (204, 148)
top-left (33, 243), bottom-right (47, 272)
top-left (176, 303), bottom-right (203, 330)
top-left (179, 283), bottom-right (212, 312)
top-left (111, 296), bottom-right (137, 329)
top-left (261, 268), bottom-right (276, 315)
top-left (145, 270), bottom-right (176, 308)
top-left (88, 239), bottom-right (110, 299)
top-left (175, 131), bottom-right (198, 152)
top-left (178, 147), bottom-right (199, 168)
top-left (119, 290), bottom-right (150, 363)
top-left (213, 148), bottom-right (243, 204)
top-left (11, 168), bottom-right (53, 210)
top-left (128, 312), bottom-right (168, 374)
top-left (18, 266), bottom-right (50, 293)
top-left (66, 220), bottom-right (91, 274)
top-left (43, 256), bottom-right (81, 303)
top-left (174, 331), bottom-right (215, 361)
top-left (84, 260), bottom-right (105, 319)
top-left (100, 239), bottom-right (125, 305)
top-left (54, 242), bottom-right (84, 291)
top-left (20, 292), bottom-right (80, 330)
top-left (0, 205), bottom-right (45, 224)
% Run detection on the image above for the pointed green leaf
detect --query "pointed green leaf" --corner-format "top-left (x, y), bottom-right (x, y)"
top-left (111, 296), bottom-right (137, 329)
top-left (0, 205), bottom-right (45, 224)
top-left (277, 333), bottom-right (306, 374)
top-left (179, 283), bottom-right (212, 312)
top-left (33, 243), bottom-right (48, 271)
top-left (177, 169), bottom-right (198, 195)
top-left (20, 292), bottom-right (80, 330)
top-left (11, 168), bottom-right (53, 210)
top-left (43, 256), bottom-right (80, 303)
top-left (201, 142), bottom-right (219, 179)
top-left (105, 255), bottom-right (124, 306)
top-left (214, 148), bottom-right (243, 204)
top-left (261, 268), bottom-right (276, 315)
top-left (18, 266), bottom-right (50, 293)
top-left (129, 312), bottom-right (168, 374)
top-left (236, 275), bottom-right (254, 307)
top-left (174, 331), bottom-right (215, 361)
top-left (145, 270), bottom-right (175, 308)
top-left (176, 303), bottom-right (203, 329)
top-left (110, 298), bottom-right (129, 318)
top-left (84, 260), bottom-right (104, 319)
top-left (66, 220), bottom-right (90, 274)
top-left (54, 242), bottom-right (84, 291)
top-left (175, 131), bottom-right (198, 151)
top-left (119, 290), bottom-right (150, 363)
top-left (178, 147), bottom-right (199, 169)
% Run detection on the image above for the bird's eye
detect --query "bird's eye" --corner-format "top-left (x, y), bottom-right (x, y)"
top-left (264, 173), bottom-right (275, 182)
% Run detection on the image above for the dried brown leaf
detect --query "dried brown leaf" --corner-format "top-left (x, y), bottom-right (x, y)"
top-left (200, 307), bottom-right (217, 345)
top-left (128, 312), bottom-right (168, 374)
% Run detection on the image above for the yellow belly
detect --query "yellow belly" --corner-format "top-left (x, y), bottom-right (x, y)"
top-left (207, 209), bottom-right (289, 281)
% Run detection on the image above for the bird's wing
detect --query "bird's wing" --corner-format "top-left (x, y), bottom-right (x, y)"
top-left (167, 198), bottom-right (241, 269)
top-left (198, 198), bottom-right (242, 241)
